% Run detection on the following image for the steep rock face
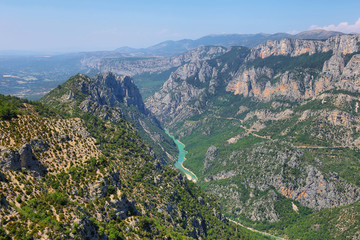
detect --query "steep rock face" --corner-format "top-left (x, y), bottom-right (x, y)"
top-left (147, 35), bottom-right (360, 128)
top-left (41, 73), bottom-right (177, 163)
top-left (226, 67), bottom-right (317, 100)
top-left (338, 54), bottom-right (360, 90)
top-left (19, 144), bottom-right (39, 171)
top-left (147, 61), bottom-right (218, 126)
top-left (62, 73), bottom-right (146, 116)
top-left (146, 47), bottom-right (250, 127)
top-left (227, 36), bottom-right (360, 101)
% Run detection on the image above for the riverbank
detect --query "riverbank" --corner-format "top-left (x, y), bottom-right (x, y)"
top-left (165, 129), bottom-right (198, 182)
top-left (165, 130), bottom-right (283, 239)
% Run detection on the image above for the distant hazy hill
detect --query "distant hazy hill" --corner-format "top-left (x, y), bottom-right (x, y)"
top-left (115, 29), bottom-right (344, 57)
top-left (294, 29), bottom-right (344, 39)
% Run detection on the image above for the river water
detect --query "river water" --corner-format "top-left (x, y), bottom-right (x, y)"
top-left (165, 129), bottom-right (197, 182)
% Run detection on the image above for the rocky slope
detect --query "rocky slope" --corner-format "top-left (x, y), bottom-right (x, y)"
top-left (40, 72), bottom-right (177, 165)
top-left (146, 46), bottom-right (251, 126)
top-left (81, 46), bottom-right (227, 77)
top-left (225, 35), bottom-right (360, 101)
top-left (146, 34), bottom-right (360, 239)
top-left (147, 34), bottom-right (360, 127)
top-left (0, 95), bottom-right (268, 239)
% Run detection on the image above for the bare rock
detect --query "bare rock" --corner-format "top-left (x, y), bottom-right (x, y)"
top-left (0, 144), bottom-right (43, 173)
top-left (19, 144), bottom-right (39, 171)
top-left (204, 145), bottom-right (217, 170)
top-left (0, 147), bottom-right (21, 171)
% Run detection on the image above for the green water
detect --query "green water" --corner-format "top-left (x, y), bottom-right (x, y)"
top-left (165, 129), bottom-right (197, 181)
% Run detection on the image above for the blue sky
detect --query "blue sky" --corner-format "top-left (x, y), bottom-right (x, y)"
top-left (1, 0), bottom-right (360, 52)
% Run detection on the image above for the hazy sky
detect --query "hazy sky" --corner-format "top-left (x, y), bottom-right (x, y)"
top-left (1, 0), bottom-right (360, 52)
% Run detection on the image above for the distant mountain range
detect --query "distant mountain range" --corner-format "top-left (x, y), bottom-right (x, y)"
top-left (115, 29), bottom-right (344, 57)
top-left (0, 29), bottom-right (344, 58)
top-left (0, 29), bottom-right (346, 101)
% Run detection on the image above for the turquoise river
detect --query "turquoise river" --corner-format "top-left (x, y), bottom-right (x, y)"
top-left (165, 129), bottom-right (198, 182)
top-left (165, 131), bottom-right (282, 239)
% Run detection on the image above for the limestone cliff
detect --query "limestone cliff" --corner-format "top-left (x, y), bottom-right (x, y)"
top-left (147, 61), bottom-right (218, 126)
top-left (248, 34), bottom-right (360, 59)
top-left (226, 35), bottom-right (360, 101)
top-left (147, 36), bottom-right (360, 128)
top-left (146, 46), bottom-right (250, 127)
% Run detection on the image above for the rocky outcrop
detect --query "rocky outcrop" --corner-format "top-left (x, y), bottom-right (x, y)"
top-left (244, 109), bottom-right (294, 123)
top-left (227, 56), bottom-right (360, 102)
top-left (0, 144), bottom-right (42, 173)
top-left (291, 165), bottom-right (359, 209)
top-left (204, 145), bottom-right (217, 170)
top-left (77, 72), bottom-right (146, 116)
top-left (19, 144), bottom-right (39, 171)
top-left (146, 61), bottom-right (219, 126)
top-left (338, 54), bottom-right (360, 90)
top-left (41, 72), bottom-right (178, 164)
top-left (41, 72), bottom-right (147, 118)
top-left (0, 147), bottom-right (20, 171)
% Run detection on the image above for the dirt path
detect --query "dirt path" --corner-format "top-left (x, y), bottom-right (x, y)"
top-left (248, 131), bottom-right (271, 140)
top-left (215, 115), bottom-right (272, 140)
top-left (228, 219), bottom-right (285, 240)
top-left (295, 145), bottom-right (343, 149)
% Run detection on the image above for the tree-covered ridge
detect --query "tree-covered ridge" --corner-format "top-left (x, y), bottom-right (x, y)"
top-left (0, 94), bottom-right (60, 121)
top-left (245, 51), bottom-right (333, 74)
top-left (0, 94), bottom-right (268, 239)
top-left (0, 95), bottom-right (21, 120)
